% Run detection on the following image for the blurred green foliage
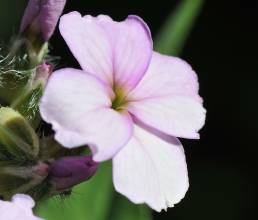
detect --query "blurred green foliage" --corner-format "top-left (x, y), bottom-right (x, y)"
top-left (155, 0), bottom-right (204, 55)
top-left (110, 195), bottom-right (152, 220)
top-left (36, 162), bottom-right (114, 220)
top-left (37, 162), bottom-right (153, 220)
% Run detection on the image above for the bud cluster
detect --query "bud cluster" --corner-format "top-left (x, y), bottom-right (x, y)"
top-left (0, 0), bottom-right (97, 204)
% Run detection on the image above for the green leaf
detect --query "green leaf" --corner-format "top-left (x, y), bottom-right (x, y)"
top-left (110, 195), bottom-right (152, 220)
top-left (36, 161), bottom-right (114, 220)
top-left (155, 0), bottom-right (204, 55)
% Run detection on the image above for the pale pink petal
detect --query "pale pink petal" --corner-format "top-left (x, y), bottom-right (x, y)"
top-left (59, 12), bottom-right (114, 84)
top-left (40, 68), bottom-right (112, 132)
top-left (60, 12), bottom-right (153, 91)
top-left (77, 108), bottom-right (133, 162)
top-left (0, 194), bottom-right (43, 220)
top-left (40, 68), bottom-right (133, 161)
top-left (52, 109), bottom-right (133, 162)
top-left (113, 124), bottom-right (188, 212)
top-left (126, 52), bottom-right (206, 139)
top-left (128, 52), bottom-right (202, 102)
top-left (128, 97), bottom-right (206, 139)
top-left (99, 15), bottom-right (153, 92)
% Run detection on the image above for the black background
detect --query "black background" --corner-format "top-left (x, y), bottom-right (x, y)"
top-left (1, 0), bottom-right (258, 219)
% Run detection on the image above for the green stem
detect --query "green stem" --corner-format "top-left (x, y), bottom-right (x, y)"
top-left (155, 0), bottom-right (205, 55)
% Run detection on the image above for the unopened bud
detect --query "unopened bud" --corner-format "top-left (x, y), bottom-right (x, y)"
top-left (0, 107), bottom-right (39, 159)
top-left (34, 62), bottom-right (53, 85)
top-left (20, 0), bottom-right (67, 42)
top-left (49, 156), bottom-right (98, 191)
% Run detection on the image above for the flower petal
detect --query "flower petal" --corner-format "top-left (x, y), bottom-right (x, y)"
top-left (102, 15), bottom-right (153, 92)
top-left (127, 52), bottom-right (206, 139)
top-left (40, 68), bottom-right (133, 161)
top-left (59, 12), bottom-right (114, 84)
top-left (128, 97), bottom-right (206, 139)
top-left (40, 68), bottom-right (112, 132)
top-left (77, 108), bottom-right (133, 162)
top-left (54, 108), bottom-right (133, 162)
top-left (128, 52), bottom-right (202, 102)
top-left (59, 12), bottom-right (153, 91)
top-left (113, 124), bottom-right (188, 212)
top-left (0, 194), bottom-right (43, 220)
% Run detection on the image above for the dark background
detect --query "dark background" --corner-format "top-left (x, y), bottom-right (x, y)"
top-left (1, 0), bottom-right (258, 219)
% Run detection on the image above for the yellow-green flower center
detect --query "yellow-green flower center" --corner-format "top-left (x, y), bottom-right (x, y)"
top-left (111, 88), bottom-right (128, 111)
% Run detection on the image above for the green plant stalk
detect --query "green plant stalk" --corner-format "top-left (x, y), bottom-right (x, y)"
top-left (155, 0), bottom-right (205, 55)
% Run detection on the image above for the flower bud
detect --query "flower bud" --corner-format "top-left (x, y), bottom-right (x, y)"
top-left (34, 62), bottom-right (53, 85)
top-left (11, 62), bottom-right (52, 128)
top-left (20, 0), bottom-right (67, 42)
top-left (17, 0), bottom-right (66, 67)
top-left (0, 107), bottom-right (39, 159)
top-left (49, 156), bottom-right (98, 191)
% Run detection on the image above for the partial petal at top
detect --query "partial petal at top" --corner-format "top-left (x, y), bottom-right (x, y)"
top-left (113, 124), bottom-right (188, 212)
top-left (0, 194), bottom-right (43, 220)
top-left (128, 52), bottom-right (202, 102)
top-left (59, 12), bottom-right (153, 91)
top-left (20, 0), bottom-right (66, 41)
top-left (40, 68), bottom-right (133, 161)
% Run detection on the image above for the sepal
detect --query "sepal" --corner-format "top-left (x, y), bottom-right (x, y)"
top-left (11, 62), bottom-right (52, 128)
top-left (0, 107), bottom-right (39, 159)
top-left (0, 163), bottom-right (49, 200)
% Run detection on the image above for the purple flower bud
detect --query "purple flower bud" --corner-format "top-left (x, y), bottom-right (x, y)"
top-left (34, 62), bottom-right (53, 85)
top-left (20, 0), bottom-right (66, 41)
top-left (49, 156), bottom-right (98, 191)
top-left (33, 162), bottom-right (49, 177)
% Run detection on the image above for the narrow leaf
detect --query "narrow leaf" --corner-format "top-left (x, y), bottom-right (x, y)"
top-left (155, 0), bottom-right (204, 55)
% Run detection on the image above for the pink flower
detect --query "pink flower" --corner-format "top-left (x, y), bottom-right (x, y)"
top-left (40, 12), bottom-right (206, 211)
top-left (0, 194), bottom-right (43, 220)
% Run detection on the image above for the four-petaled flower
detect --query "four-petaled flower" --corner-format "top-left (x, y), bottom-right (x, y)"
top-left (40, 12), bottom-right (206, 211)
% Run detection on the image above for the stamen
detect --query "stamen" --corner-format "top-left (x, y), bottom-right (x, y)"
top-left (111, 87), bottom-right (128, 111)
